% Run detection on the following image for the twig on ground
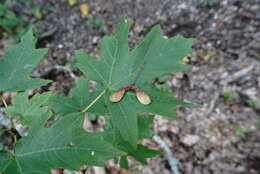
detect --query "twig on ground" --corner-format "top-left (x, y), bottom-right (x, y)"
top-left (153, 135), bottom-right (180, 174)
top-left (222, 65), bottom-right (254, 84)
top-left (206, 92), bottom-right (219, 115)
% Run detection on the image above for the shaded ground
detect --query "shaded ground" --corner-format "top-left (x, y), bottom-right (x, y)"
top-left (1, 0), bottom-right (260, 174)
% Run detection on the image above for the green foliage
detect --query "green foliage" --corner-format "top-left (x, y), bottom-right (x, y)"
top-left (154, 75), bottom-right (172, 91)
top-left (256, 122), bottom-right (260, 127)
top-left (0, 0), bottom-right (45, 40)
top-left (4, 92), bottom-right (52, 126)
top-left (221, 91), bottom-right (236, 101)
top-left (1, 93), bottom-right (122, 173)
top-left (0, 29), bottom-right (51, 92)
top-left (0, 0), bottom-right (23, 37)
top-left (1, 112), bottom-right (122, 173)
top-left (245, 99), bottom-right (258, 108)
top-left (234, 125), bottom-right (250, 138)
top-left (33, 7), bottom-right (43, 19)
top-left (200, 0), bottom-right (215, 6)
top-left (76, 17), bottom-right (195, 146)
top-left (88, 17), bottom-right (104, 31)
top-left (47, 78), bottom-right (107, 115)
top-left (0, 17), bottom-right (195, 173)
top-left (103, 115), bottom-right (161, 168)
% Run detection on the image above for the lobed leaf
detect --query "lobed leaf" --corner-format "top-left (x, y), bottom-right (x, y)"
top-left (2, 91), bottom-right (122, 173)
top-left (76, 17), bottom-right (196, 146)
top-left (0, 29), bottom-right (51, 92)
top-left (1, 112), bottom-right (122, 174)
top-left (103, 114), bottom-right (161, 167)
top-left (47, 78), bottom-right (107, 116)
top-left (4, 92), bottom-right (52, 126)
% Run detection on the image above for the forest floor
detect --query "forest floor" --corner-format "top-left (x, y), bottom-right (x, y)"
top-left (1, 0), bottom-right (260, 174)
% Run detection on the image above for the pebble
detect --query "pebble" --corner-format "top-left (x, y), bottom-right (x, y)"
top-left (0, 112), bottom-right (12, 129)
top-left (15, 124), bottom-right (29, 137)
top-left (181, 134), bottom-right (200, 146)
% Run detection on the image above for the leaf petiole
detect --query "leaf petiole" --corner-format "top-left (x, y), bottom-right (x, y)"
top-left (1, 97), bottom-right (8, 108)
top-left (81, 88), bottom-right (108, 113)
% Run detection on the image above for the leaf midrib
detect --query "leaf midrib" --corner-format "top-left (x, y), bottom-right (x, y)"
top-left (16, 147), bottom-right (111, 157)
top-left (107, 32), bottom-right (158, 90)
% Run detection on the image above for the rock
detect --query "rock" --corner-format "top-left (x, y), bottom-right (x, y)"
top-left (209, 151), bottom-right (221, 161)
top-left (15, 124), bottom-right (29, 137)
top-left (181, 134), bottom-right (200, 146)
top-left (0, 109), bottom-right (12, 129)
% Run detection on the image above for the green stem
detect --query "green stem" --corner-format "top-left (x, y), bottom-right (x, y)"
top-left (81, 88), bottom-right (107, 113)
top-left (1, 97), bottom-right (8, 108)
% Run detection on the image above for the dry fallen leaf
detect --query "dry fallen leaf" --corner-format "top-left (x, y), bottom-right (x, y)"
top-left (68, 0), bottom-right (77, 6)
top-left (80, 3), bottom-right (89, 17)
top-left (109, 88), bottom-right (126, 102)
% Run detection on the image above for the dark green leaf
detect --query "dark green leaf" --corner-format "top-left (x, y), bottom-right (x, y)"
top-left (0, 151), bottom-right (13, 172)
top-left (47, 78), bottom-right (107, 115)
top-left (1, 113), bottom-right (122, 174)
top-left (76, 17), bottom-right (195, 146)
top-left (119, 156), bottom-right (129, 169)
top-left (138, 114), bottom-right (154, 140)
top-left (127, 144), bottom-right (162, 164)
top-left (103, 116), bottom-right (161, 165)
top-left (0, 29), bottom-right (51, 92)
top-left (4, 92), bottom-right (52, 126)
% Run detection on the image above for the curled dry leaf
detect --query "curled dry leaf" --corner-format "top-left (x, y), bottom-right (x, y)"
top-left (80, 4), bottom-right (89, 17)
top-left (109, 88), bottom-right (126, 103)
top-left (68, 0), bottom-right (77, 6)
top-left (136, 90), bottom-right (151, 105)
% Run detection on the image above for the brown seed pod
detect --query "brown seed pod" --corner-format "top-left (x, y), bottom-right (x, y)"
top-left (109, 88), bottom-right (126, 102)
top-left (136, 90), bottom-right (151, 105)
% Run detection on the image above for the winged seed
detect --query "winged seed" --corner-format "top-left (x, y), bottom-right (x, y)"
top-left (136, 90), bottom-right (151, 105)
top-left (109, 88), bottom-right (126, 102)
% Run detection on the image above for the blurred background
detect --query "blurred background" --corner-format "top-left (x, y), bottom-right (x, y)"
top-left (0, 0), bottom-right (260, 174)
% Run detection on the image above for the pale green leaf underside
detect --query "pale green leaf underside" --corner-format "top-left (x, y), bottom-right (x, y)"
top-left (76, 17), bottom-right (195, 146)
top-left (0, 29), bottom-right (51, 92)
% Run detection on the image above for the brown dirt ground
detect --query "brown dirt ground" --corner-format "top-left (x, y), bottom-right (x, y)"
top-left (1, 0), bottom-right (260, 174)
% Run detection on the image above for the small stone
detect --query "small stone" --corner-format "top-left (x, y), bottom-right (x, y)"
top-left (0, 112), bottom-right (12, 129)
top-left (92, 36), bottom-right (99, 44)
top-left (57, 44), bottom-right (63, 49)
top-left (181, 134), bottom-right (200, 146)
top-left (243, 88), bottom-right (257, 99)
top-left (209, 151), bottom-right (220, 161)
top-left (16, 124), bottom-right (29, 137)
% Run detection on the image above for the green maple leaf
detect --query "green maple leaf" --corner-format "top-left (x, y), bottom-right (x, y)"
top-left (0, 151), bottom-right (12, 172)
top-left (76, 17), bottom-right (196, 146)
top-left (47, 78), bottom-right (107, 116)
top-left (0, 29), bottom-right (51, 92)
top-left (5, 92), bottom-right (52, 126)
top-left (137, 114), bottom-right (154, 139)
top-left (1, 93), bottom-right (122, 174)
top-left (104, 114), bottom-right (161, 168)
